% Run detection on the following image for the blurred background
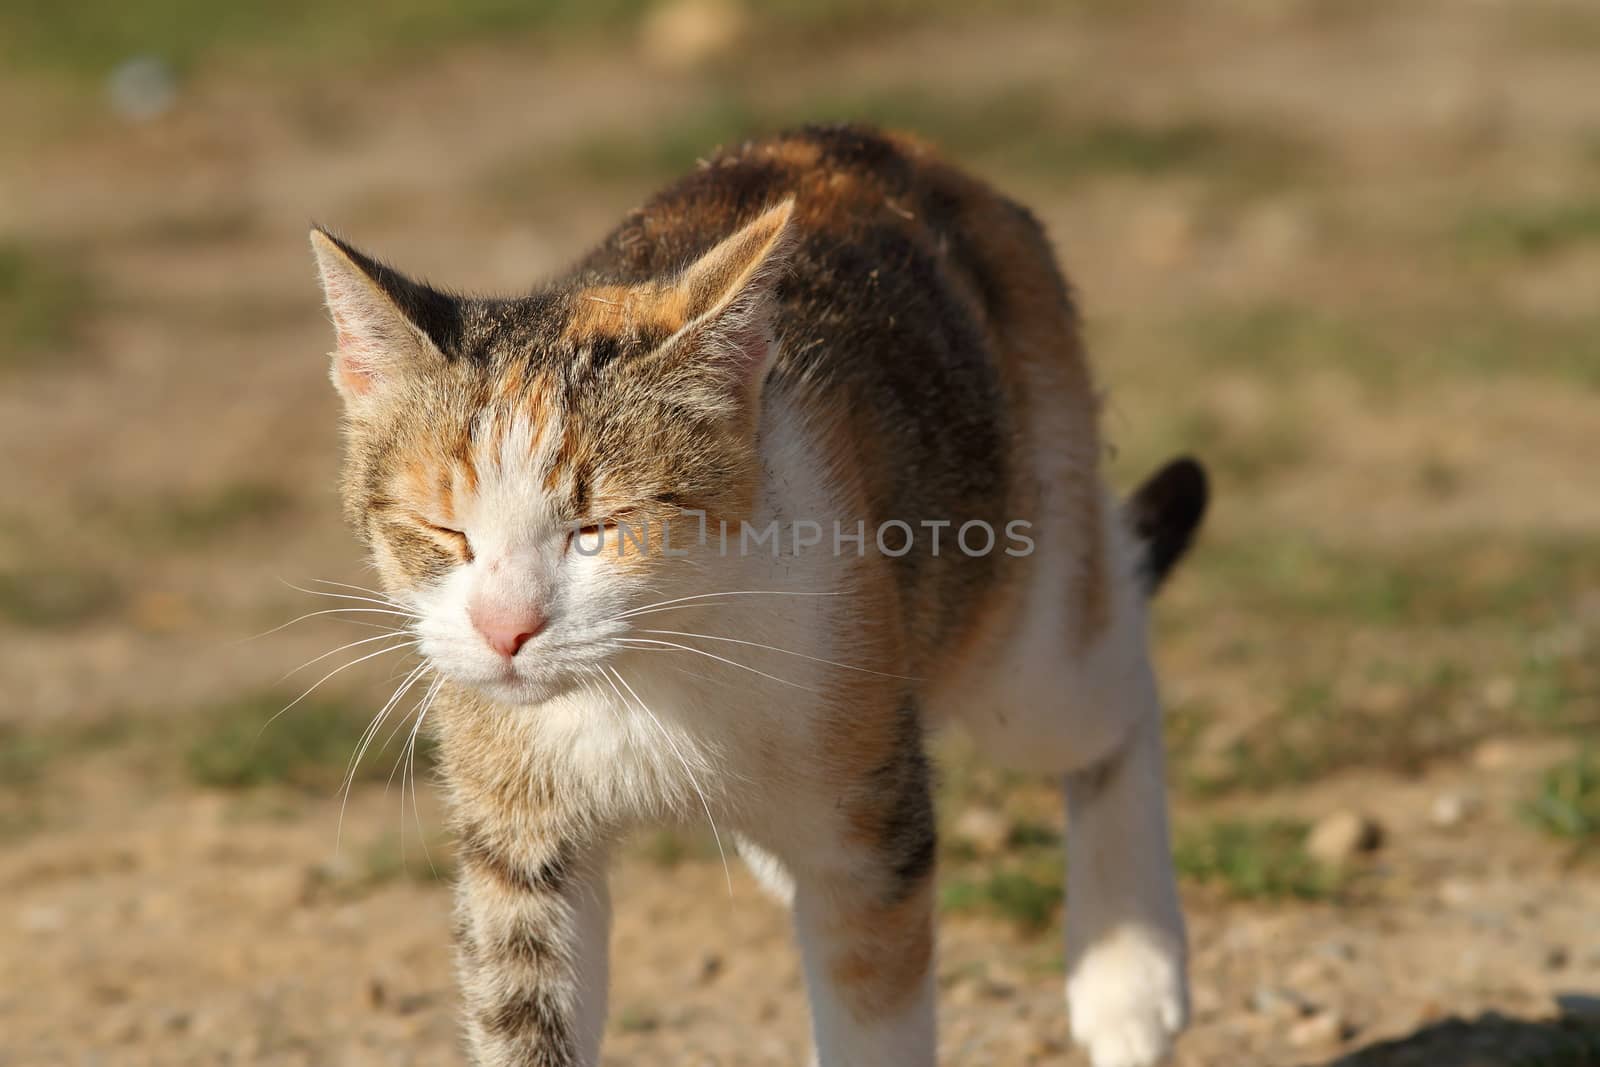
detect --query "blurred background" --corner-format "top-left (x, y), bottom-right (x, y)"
top-left (2, 1), bottom-right (1598, 1064)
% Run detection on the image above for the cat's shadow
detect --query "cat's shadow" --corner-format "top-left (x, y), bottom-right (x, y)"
top-left (1303, 998), bottom-right (1600, 1067)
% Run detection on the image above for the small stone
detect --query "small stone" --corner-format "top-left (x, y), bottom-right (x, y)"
top-left (1545, 945), bottom-right (1571, 972)
top-left (107, 56), bottom-right (178, 121)
top-left (693, 953), bottom-right (724, 986)
top-left (1306, 811), bottom-right (1383, 866)
top-left (17, 905), bottom-right (65, 934)
top-left (303, 854), bottom-right (362, 901)
top-left (1315, 939), bottom-right (1357, 962)
top-left (979, 977), bottom-right (1017, 1000)
top-left (1129, 199), bottom-right (1196, 268)
top-left (951, 807), bottom-right (1011, 856)
top-left (394, 992), bottom-right (435, 1015)
top-left (1430, 790), bottom-right (1480, 828)
top-left (1250, 984), bottom-right (1313, 1019)
top-left (1027, 1036), bottom-right (1065, 1057)
top-left (1482, 676), bottom-right (1517, 711)
top-left (1190, 982), bottom-right (1223, 1020)
top-left (1473, 738), bottom-right (1517, 770)
top-left (1287, 1011), bottom-right (1350, 1048)
top-left (1287, 956), bottom-right (1327, 987)
top-left (639, 0), bottom-right (747, 72)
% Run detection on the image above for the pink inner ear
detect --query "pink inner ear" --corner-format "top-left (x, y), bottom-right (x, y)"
top-left (330, 315), bottom-right (380, 396)
top-left (325, 280), bottom-right (388, 396)
top-left (334, 344), bottom-right (378, 395)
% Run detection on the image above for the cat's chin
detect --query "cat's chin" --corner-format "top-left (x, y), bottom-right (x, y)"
top-left (460, 670), bottom-right (581, 709)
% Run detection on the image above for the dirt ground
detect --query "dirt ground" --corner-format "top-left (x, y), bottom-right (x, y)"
top-left (2, 2), bottom-right (1599, 1064)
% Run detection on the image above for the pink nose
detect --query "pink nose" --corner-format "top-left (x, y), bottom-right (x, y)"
top-left (470, 604), bottom-right (546, 659)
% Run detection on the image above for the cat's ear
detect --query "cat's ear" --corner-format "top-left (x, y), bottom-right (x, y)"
top-left (669, 199), bottom-right (797, 407)
top-left (309, 228), bottom-right (455, 406)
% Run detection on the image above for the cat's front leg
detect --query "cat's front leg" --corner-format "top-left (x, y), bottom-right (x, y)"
top-left (786, 718), bottom-right (940, 1067)
top-left (453, 824), bottom-right (611, 1067)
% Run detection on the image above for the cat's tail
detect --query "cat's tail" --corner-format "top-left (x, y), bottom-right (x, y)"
top-left (1126, 456), bottom-right (1209, 595)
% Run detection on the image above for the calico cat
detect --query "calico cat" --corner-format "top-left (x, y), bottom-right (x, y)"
top-left (310, 124), bottom-right (1207, 1067)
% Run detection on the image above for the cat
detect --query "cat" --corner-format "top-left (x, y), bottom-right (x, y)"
top-left (310, 124), bottom-right (1207, 1067)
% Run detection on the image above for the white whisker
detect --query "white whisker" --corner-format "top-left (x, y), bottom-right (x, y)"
top-left (602, 666), bottom-right (733, 896)
top-left (255, 641), bottom-right (420, 745)
top-left (240, 606), bottom-right (424, 643)
top-left (405, 677), bottom-right (445, 879)
top-left (617, 637), bottom-right (816, 691)
top-left (635, 628), bottom-right (917, 680)
top-left (304, 577), bottom-right (397, 599)
top-left (613, 589), bottom-right (841, 621)
top-left (337, 661), bottom-right (430, 851)
top-left (278, 630), bottom-right (417, 681)
top-left (278, 579), bottom-right (421, 615)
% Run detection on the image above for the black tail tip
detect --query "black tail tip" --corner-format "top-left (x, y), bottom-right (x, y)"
top-left (1128, 456), bottom-right (1209, 594)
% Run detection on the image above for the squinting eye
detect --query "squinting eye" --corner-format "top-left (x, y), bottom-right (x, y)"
top-left (567, 523), bottom-right (610, 555)
top-left (426, 522), bottom-right (473, 559)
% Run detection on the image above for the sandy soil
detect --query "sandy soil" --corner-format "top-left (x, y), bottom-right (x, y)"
top-left (2, 2), bottom-right (1598, 1064)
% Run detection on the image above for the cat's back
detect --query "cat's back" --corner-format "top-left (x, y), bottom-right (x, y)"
top-left (575, 124), bottom-right (1105, 656)
top-left (576, 123), bottom-right (1096, 495)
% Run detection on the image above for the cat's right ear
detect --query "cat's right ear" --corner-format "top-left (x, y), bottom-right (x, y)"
top-left (309, 228), bottom-right (454, 407)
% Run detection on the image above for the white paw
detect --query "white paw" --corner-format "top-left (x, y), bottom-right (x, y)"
top-left (1066, 927), bottom-right (1188, 1067)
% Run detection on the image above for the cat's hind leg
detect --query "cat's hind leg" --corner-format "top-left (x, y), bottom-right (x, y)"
top-left (1061, 669), bottom-right (1188, 1067)
top-left (947, 464), bottom-right (1205, 1066)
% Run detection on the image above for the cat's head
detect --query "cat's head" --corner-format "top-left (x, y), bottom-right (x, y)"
top-left (310, 202), bottom-right (795, 705)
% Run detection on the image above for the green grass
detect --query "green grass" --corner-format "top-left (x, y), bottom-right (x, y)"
top-left (0, 0), bottom-right (650, 76)
top-left (939, 805), bottom-right (1063, 932)
top-left (1173, 646), bottom-right (1598, 797)
top-left (941, 867), bottom-right (1062, 932)
top-left (1171, 301), bottom-right (1600, 396)
top-left (483, 81), bottom-right (1305, 207)
top-left (1131, 404), bottom-right (1314, 492)
top-left (1159, 527), bottom-right (1600, 796)
top-left (615, 1004), bottom-right (663, 1034)
top-left (0, 241), bottom-right (86, 370)
top-left (108, 481), bottom-right (294, 547)
top-left (531, 86), bottom-right (1306, 192)
top-left (1188, 532), bottom-right (1600, 630)
top-left (1004, 818), bottom-right (1061, 851)
top-left (185, 689), bottom-right (434, 792)
top-left (0, 567), bottom-right (121, 628)
top-left (0, 718), bottom-right (135, 838)
top-left (1180, 302), bottom-right (1391, 385)
top-left (1173, 818), bottom-right (1339, 901)
top-left (1457, 199), bottom-right (1600, 258)
top-left (940, 819), bottom-right (1344, 921)
top-left (1523, 749), bottom-right (1600, 841)
top-left (635, 827), bottom-right (722, 867)
top-left (300, 830), bottom-right (454, 899)
top-left (359, 830), bottom-right (455, 885)
top-left (126, 205), bottom-right (259, 247)
top-left (0, 0), bottom-right (1051, 78)
top-left (1422, 311), bottom-right (1600, 391)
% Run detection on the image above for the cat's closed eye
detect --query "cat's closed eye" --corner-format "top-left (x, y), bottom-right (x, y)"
top-left (424, 520), bottom-right (473, 560)
top-left (567, 522), bottom-right (613, 555)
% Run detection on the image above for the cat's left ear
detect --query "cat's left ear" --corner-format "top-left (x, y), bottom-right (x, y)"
top-left (668, 199), bottom-right (798, 413)
top-left (309, 228), bottom-right (456, 408)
